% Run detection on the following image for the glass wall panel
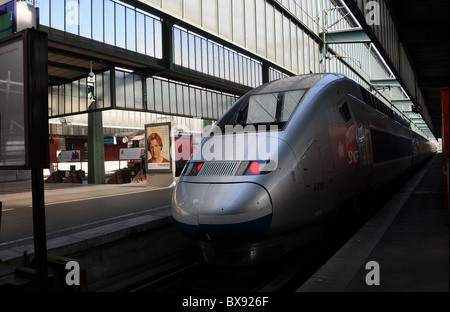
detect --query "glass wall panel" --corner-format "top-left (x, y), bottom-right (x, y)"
top-left (173, 27), bottom-right (182, 65)
top-left (201, 90), bottom-right (207, 118)
top-left (92, 0), bottom-right (104, 42)
top-left (80, 78), bottom-right (87, 111)
top-left (125, 72), bottom-right (134, 108)
top-left (206, 92), bottom-right (213, 119)
top-left (104, 1), bottom-right (115, 45)
top-left (65, 0), bottom-right (78, 35)
top-left (176, 84), bottom-right (184, 115)
top-left (154, 79), bottom-right (162, 112)
top-left (188, 33), bottom-right (196, 71)
top-left (201, 39), bottom-right (208, 75)
top-left (242, 57), bottom-right (248, 86)
top-left (134, 75), bottom-right (143, 110)
top-left (115, 71), bottom-right (125, 107)
top-left (190, 88), bottom-right (197, 117)
top-left (103, 71), bottom-right (111, 108)
top-left (96, 73), bottom-right (104, 109)
top-left (129, 110), bottom-right (135, 128)
top-left (59, 85), bottom-right (65, 115)
top-left (38, 0), bottom-right (162, 57)
top-left (146, 17), bottom-right (155, 57)
top-left (136, 13), bottom-right (146, 54)
top-left (224, 49), bottom-right (230, 81)
top-left (154, 20), bottom-right (163, 58)
top-left (195, 36), bottom-right (202, 73)
top-left (195, 89), bottom-right (202, 117)
top-left (142, 77), bottom-right (238, 119)
top-left (207, 42), bottom-right (214, 77)
top-left (169, 83), bottom-right (177, 113)
top-left (51, 86), bottom-right (58, 115)
top-left (80, 0), bottom-right (92, 39)
top-left (48, 70), bottom-right (114, 117)
top-left (126, 8), bottom-right (136, 51)
top-left (72, 80), bottom-right (79, 113)
top-left (238, 56), bottom-right (244, 85)
top-left (161, 81), bottom-right (170, 113)
top-left (213, 45), bottom-right (219, 78)
top-left (51, 0), bottom-right (65, 31)
top-left (115, 5), bottom-right (126, 48)
top-left (147, 78), bottom-right (155, 111)
top-left (217, 94), bottom-right (223, 117)
top-left (234, 53), bottom-right (240, 83)
top-left (183, 86), bottom-right (190, 116)
top-left (218, 47), bottom-right (224, 80)
top-left (48, 92), bottom-right (52, 118)
top-left (39, 0), bottom-right (50, 27)
top-left (65, 83), bottom-right (72, 114)
top-left (181, 30), bottom-right (188, 68)
top-left (213, 93), bottom-right (219, 119)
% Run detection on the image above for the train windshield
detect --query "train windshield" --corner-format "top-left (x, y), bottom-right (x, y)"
top-left (217, 89), bottom-right (307, 131)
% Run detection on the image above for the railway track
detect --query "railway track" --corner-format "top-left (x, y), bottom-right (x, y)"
top-left (125, 211), bottom-right (379, 293)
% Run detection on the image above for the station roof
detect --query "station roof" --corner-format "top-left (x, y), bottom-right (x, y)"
top-left (45, 1), bottom-right (448, 138)
top-left (387, 0), bottom-right (449, 138)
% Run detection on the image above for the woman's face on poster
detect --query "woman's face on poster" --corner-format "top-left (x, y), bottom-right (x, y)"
top-left (149, 139), bottom-right (162, 159)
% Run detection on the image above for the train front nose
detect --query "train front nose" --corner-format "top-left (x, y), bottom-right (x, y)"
top-left (172, 182), bottom-right (272, 240)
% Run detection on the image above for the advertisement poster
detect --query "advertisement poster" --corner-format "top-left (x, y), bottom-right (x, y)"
top-left (145, 123), bottom-right (172, 172)
top-left (0, 37), bottom-right (25, 168)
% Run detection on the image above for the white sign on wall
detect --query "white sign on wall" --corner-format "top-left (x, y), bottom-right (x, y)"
top-left (119, 148), bottom-right (145, 161)
top-left (57, 150), bottom-right (81, 163)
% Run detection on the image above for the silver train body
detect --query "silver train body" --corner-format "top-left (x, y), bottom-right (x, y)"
top-left (172, 74), bottom-right (435, 264)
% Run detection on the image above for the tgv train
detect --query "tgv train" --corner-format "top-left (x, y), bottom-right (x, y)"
top-left (172, 74), bottom-right (435, 265)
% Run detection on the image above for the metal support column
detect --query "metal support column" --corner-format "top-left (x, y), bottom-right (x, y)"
top-left (31, 168), bottom-right (48, 284)
top-left (262, 62), bottom-right (270, 84)
top-left (88, 105), bottom-right (105, 184)
top-left (162, 18), bottom-right (174, 72)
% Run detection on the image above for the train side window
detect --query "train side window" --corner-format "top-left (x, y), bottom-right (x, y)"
top-left (338, 102), bottom-right (352, 123)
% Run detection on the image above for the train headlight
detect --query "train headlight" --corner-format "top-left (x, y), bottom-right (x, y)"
top-left (236, 161), bottom-right (272, 176)
top-left (183, 162), bottom-right (205, 176)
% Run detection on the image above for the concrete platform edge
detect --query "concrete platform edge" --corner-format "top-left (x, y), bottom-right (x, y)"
top-left (297, 164), bottom-right (430, 292)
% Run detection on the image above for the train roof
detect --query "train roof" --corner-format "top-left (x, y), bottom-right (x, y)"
top-left (248, 73), bottom-right (345, 95)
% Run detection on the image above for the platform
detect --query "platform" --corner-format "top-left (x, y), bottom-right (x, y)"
top-left (0, 178), bottom-right (195, 291)
top-left (298, 154), bottom-right (449, 292)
